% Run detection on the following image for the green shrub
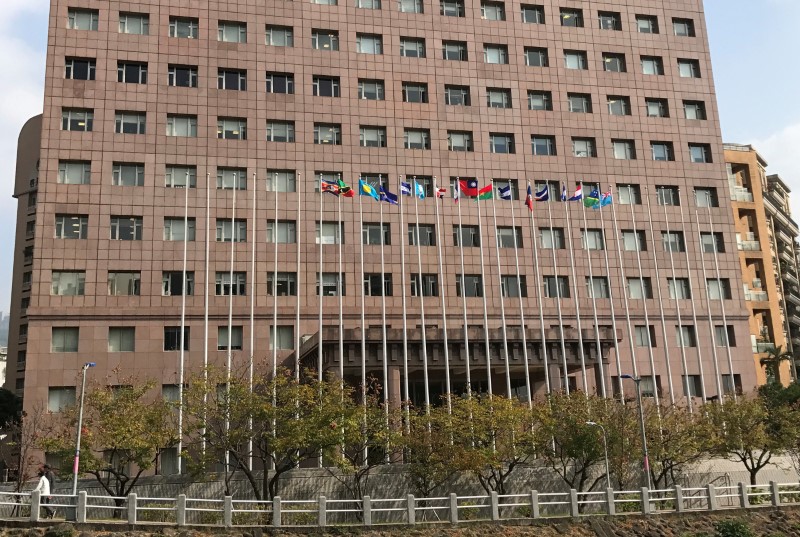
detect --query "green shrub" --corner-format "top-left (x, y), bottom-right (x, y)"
top-left (282, 504), bottom-right (315, 526)
top-left (713, 519), bottom-right (754, 537)
top-left (136, 502), bottom-right (174, 523)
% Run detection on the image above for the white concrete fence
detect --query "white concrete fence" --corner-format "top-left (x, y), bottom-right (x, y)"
top-left (6, 481), bottom-right (800, 527)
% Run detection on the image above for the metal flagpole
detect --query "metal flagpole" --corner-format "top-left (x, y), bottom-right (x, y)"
top-left (609, 189), bottom-right (638, 381)
top-left (248, 172), bottom-right (257, 471)
top-left (398, 176), bottom-right (410, 429)
top-left (337, 177), bottom-right (344, 394)
top-left (359, 186), bottom-right (367, 410)
top-left (547, 198), bottom-right (569, 394)
top-left (177, 170), bottom-right (189, 474)
top-left (202, 172), bottom-right (210, 458)
top-left (695, 207), bottom-right (724, 400)
top-left (272, 175), bottom-right (279, 381)
top-left (225, 173), bottom-right (237, 470)
top-left (413, 180), bottom-right (431, 411)
top-left (433, 178), bottom-right (452, 411)
top-left (645, 186), bottom-right (676, 405)
top-left (597, 188), bottom-right (624, 400)
top-left (510, 187), bottom-right (532, 405)
top-left (564, 187), bottom-right (588, 393)
top-left (529, 183), bottom-right (551, 396)
top-left (476, 189), bottom-right (494, 398)
top-left (317, 178), bottom-right (326, 468)
top-left (490, 180), bottom-right (512, 398)
top-left (679, 195), bottom-right (707, 403)
top-left (456, 180), bottom-right (473, 396)
top-left (580, 183), bottom-right (608, 398)
top-left (379, 181), bottom-right (389, 424)
top-left (295, 173), bottom-right (302, 382)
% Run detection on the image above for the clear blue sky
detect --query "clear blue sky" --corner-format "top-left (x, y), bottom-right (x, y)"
top-left (0, 0), bottom-right (797, 312)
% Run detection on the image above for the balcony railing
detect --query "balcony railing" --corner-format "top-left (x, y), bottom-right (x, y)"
top-left (744, 290), bottom-right (768, 301)
top-left (730, 187), bottom-right (754, 202)
top-left (738, 240), bottom-right (761, 251)
top-left (753, 342), bottom-right (776, 353)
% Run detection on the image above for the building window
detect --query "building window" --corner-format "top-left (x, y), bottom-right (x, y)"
top-left (217, 118), bottom-right (247, 140)
top-left (51, 271), bottom-right (85, 296)
top-left (540, 227), bottom-right (565, 249)
top-left (572, 138), bottom-right (596, 158)
top-left (456, 274), bottom-right (483, 297)
top-left (708, 278), bottom-right (732, 300)
top-left (358, 79), bottom-right (384, 100)
top-left (48, 387), bottom-right (76, 411)
top-left (270, 326), bottom-right (294, 350)
top-left (61, 108), bottom-right (93, 131)
top-left (166, 115), bottom-right (198, 137)
top-left (521, 4), bottom-right (544, 23)
top-left (695, 187), bottom-right (719, 207)
top-left (602, 53), bottom-right (626, 72)
top-left (490, 133), bottom-right (515, 154)
top-left (68, 8), bottom-right (98, 30)
top-left (411, 274), bottom-right (438, 297)
top-left (364, 273), bottom-right (393, 297)
top-left (402, 82), bottom-right (428, 103)
top-left (312, 76), bottom-right (340, 97)
top-left (636, 14), bottom-right (659, 34)
top-left (52, 328), bottom-right (79, 353)
top-left (168, 65), bottom-right (198, 87)
top-left (524, 47), bottom-right (548, 67)
top-left (409, 224), bottom-right (436, 246)
top-left (218, 21), bottom-right (246, 43)
top-left (266, 220), bottom-right (297, 243)
top-left (267, 121), bottom-right (295, 142)
top-left (607, 96), bottom-right (631, 116)
top-left (65, 57), bottom-right (96, 80)
top-left (317, 273), bottom-right (345, 296)
top-left (441, 0), bottom-right (465, 16)
top-left (266, 25), bottom-right (293, 46)
top-left (586, 277), bottom-right (610, 299)
top-left (582, 229), bottom-right (604, 250)
top-left (497, 226), bottom-right (522, 248)
top-left (119, 13), bottom-right (149, 35)
top-left (112, 163), bottom-right (145, 186)
top-left (656, 185), bottom-right (680, 206)
top-left (676, 326), bottom-right (697, 347)
top-left (162, 271), bottom-right (195, 296)
top-left (108, 271), bottom-right (141, 296)
top-left (445, 85), bottom-right (471, 106)
top-left (564, 50), bottom-right (588, 70)
top-left (400, 37), bottom-right (426, 58)
top-left (265, 72), bottom-right (294, 94)
top-left (689, 144), bottom-right (712, 163)
top-left (447, 131), bottom-right (473, 152)
top-left (481, 1), bottom-right (505, 20)
top-left (683, 375), bottom-right (703, 397)
top-left (114, 112), bottom-right (146, 134)
top-left (678, 59), bottom-right (701, 78)
top-left (399, 0), bottom-right (424, 13)
top-left (117, 62), bottom-right (147, 84)
top-left (612, 139), bottom-right (636, 160)
top-left (54, 215), bottom-right (88, 239)
top-left (598, 11), bottom-right (621, 30)
top-left (645, 98), bottom-right (669, 118)
top-left (362, 223), bottom-right (391, 246)
top-left (110, 216), bottom-right (143, 240)
top-left (169, 17), bottom-right (198, 38)
top-left (634, 325), bottom-right (656, 347)
top-left (218, 326), bottom-right (243, 351)
top-left (501, 275), bottom-right (527, 298)
top-left (216, 168), bottom-right (246, 190)
top-left (484, 44), bottom-right (509, 64)
top-left (58, 160), bottom-right (91, 184)
top-left (618, 184), bottom-right (641, 205)
top-left (164, 327), bottom-right (190, 351)
top-left (723, 375), bottom-right (742, 396)
top-left (560, 8), bottom-right (583, 27)
top-left (485, 88), bottom-right (511, 108)
top-left (443, 41), bottom-right (468, 61)
top-left (531, 135), bottom-right (556, 156)
top-left (356, 33), bottom-right (383, 54)
top-left (216, 219), bottom-right (247, 242)
top-left (314, 123), bottom-right (342, 145)
top-left (316, 221), bottom-right (344, 244)
top-left (108, 327), bottom-right (135, 352)
top-left (360, 126), bottom-right (387, 148)
top-left (641, 56), bottom-right (664, 75)
top-left (164, 217), bottom-right (196, 241)
top-left (668, 278), bottom-right (692, 300)
top-left (701, 233), bottom-right (725, 254)
top-left (218, 69), bottom-right (247, 91)
top-left (621, 230), bottom-right (647, 251)
top-left (215, 272), bottom-right (247, 296)
top-left (568, 93), bottom-right (592, 113)
top-left (673, 18), bottom-right (696, 37)
top-left (543, 276), bottom-right (569, 298)
top-left (662, 231), bottom-right (685, 252)
top-left (453, 225), bottom-right (480, 247)
top-left (311, 30), bottom-right (339, 50)
top-left (404, 128), bottom-right (431, 150)
top-left (627, 277), bottom-right (653, 299)
top-left (265, 170), bottom-right (295, 193)
top-left (493, 179), bottom-right (519, 200)
top-left (651, 142), bottom-right (675, 162)
top-left (528, 90), bottom-right (552, 110)
top-left (267, 272), bottom-right (298, 296)
top-left (684, 100), bottom-right (707, 120)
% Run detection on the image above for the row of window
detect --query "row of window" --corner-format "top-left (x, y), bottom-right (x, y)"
top-left (67, 6), bottom-right (696, 36)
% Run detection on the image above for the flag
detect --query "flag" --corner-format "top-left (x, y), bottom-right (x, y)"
top-left (498, 185), bottom-right (513, 201)
top-left (560, 184), bottom-right (567, 202)
top-left (525, 184), bottom-right (534, 211)
top-left (568, 184), bottom-right (583, 202)
top-left (400, 181), bottom-right (412, 196)
top-left (535, 185), bottom-right (549, 202)
top-left (380, 186), bottom-right (398, 205)
top-left (454, 181), bottom-right (460, 203)
top-left (359, 179), bottom-right (380, 201)
top-left (477, 184), bottom-right (492, 200)
top-left (596, 190), bottom-right (613, 209)
top-left (414, 181), bottom-right (426, 200)
top-left (459, 179), bottom-right (479, 197)
top-left (435, 186), bottom-right (447, 199)
top-left (338, 179), bottom-right (355, 198)
top-left (583, 188), bottom-right (600, 209)
top-left (321, 180), bottom-right (340, 196)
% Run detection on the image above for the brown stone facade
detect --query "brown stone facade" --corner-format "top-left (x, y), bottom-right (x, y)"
top-left (9, 0), bottom-right (757, 425)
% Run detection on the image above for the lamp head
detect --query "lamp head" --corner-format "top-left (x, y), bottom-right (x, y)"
top-left (586, 421), bottom-right (597, 426)
top-left (620, 374), bottom-right (634, 380)
top-left (84, 362), bottom-right (96, 369)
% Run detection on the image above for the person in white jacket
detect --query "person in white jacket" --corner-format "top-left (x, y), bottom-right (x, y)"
top-left (32, 469), bottom-right (54, 519)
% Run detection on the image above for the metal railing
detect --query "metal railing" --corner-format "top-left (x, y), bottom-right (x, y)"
top-left (8, 480), bottom-right (800, 528)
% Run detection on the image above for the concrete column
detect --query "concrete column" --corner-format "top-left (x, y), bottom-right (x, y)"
top-left (389, 366), bottom-right (402, 408)
top-left (76, 491), bottom-right (87, 523)
top-left (738, 483), bottom-right (749, 509)
top-left (674, 485), bottom-right (684, 513)
top-left (641, 488), bottom-right (651, 515)
top-left (707, 484), bottom-right (717, 511)
top-left (362, 496), bottom-right (371, 526)
top-left (606, 488), bottom-right (615, 516)
top-left (449, 493), bottom-right (458, 524)
top-left (30, 490), bottom-right (40, 522)
top-left (318, 495), bottom-right (327, 527)
top-left (569, 489), bottom-right (579, 517)
top-left (272, 496), bottom-right (282, 527)
top-left (127, 493), bottom-right (137, 524)
top-left (223, 496), bottom-right (233, 527)
top-left (490, 491), bottom-right (499, 521)
top-left (176, 494), bottom-right (187, 526)
top-left (407, 495), bottom-right (415, 525)
top-left (530, 490), bottom-right (540, 519)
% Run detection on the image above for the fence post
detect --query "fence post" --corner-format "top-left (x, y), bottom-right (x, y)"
top-left (640, 488), bottom-right (651, 515)
top-left (490, 491), bottom-right (499, 521)
top-left (30, 490), bottom-right (40, 522)
top-left (605, 488), bottom-right (615, 516)
top-left (318, 495), bottom-right (327, 527)
top-left (272, 496), bottom-right (281, 527)
top-left (449, 493), bottom-right (458, 524)
top-left (223, 496), bottom-right (233, 527)
top-left (569, 489), bottom-right (579, 517)
top-left (76, 491), bottom-right (87, 523)
top-left (176, 494), bottom-right (187, 526)
top-left (406, 494), bottom-right (415, 525)
top-left (770, 481), bottom-right (781, 507)
top-left (707, 484), bottom-right (717, 511)
top-left (738, 482), bottom-right (749, 509)
top-left (127, 493), bottom-right (137, 525)
top-left (674, 485), bottom-right (684, 513)
top-left (363, 496), bottom-right (372, 526)
top-left (530, 490), bottom-right (540, 519)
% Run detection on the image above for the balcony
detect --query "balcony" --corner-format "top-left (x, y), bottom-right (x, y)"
top-left (730, 186), bottom-right (754, 203)
top-left (786, 290), bottom-right (800, 307)
top-left (745, 289), bottom-right (769, 302)
top-left (753, 341), bottom-right (776, 353)
top-left (738, 240), bottom-right (762, 252)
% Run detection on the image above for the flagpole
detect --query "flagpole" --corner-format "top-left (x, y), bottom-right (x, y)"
top-left (456, 180), bottom-right (473, 396)
top-left (529, 183), bottom-right (551, 396)
top-left (564, 187), bottom-right (588, 393)
top-left (248, 172), bottom-right (257, 471)
top-left (379, 182), bottom-right (389, 427)
top-left (547, 199), bottom-right (569, 394)
top-left (337, 176), bottom-right (344, 397)
top-left (609, 189), bottom-right (638, 383)
top-left (433, 178), bottom-right (453, 412)
top-left (695, 208), bottom-right (723, 400)
top-left (490, 180), bottom-right (512, 398)
top-left (295, 173), bottom-right (302, 382)
top-left (645, 186), bottom-right (676, 405)
top-left (413, 180), bottom-right (431, 411)
top-left (398, 176), bottom-right (410, 430)
top-left (272, 174), bottom-right (279, 382)
top-left (202, 171), bottom-right (210, 458)
top-left (225, 173), bottom-right (237, 470)
top-left (358, 186), bottom-right (367, 410)
top-left (177, 169), bottom-right (189, 474)
top-left (580, 183), bottom-right (607, 398)
top-left (510, 188), bottom-right (532, 405)
top-left (318, 177), bottom-right (324, 381)
top-left (597, 188), bottom-right (624, 400)
top-left (476, 190), bottom-right (494, 399)
top-left (679, 194), bottom-right (707, 403)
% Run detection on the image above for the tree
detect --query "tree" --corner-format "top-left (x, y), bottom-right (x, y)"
top-left (402, 404), bottom-right (458, 498)
top-left (0, 405), bottom-right (50, 496)
top-left (0, 388), bottom-right (22, 429)
top-left (760, 345), bottom-right (793, 385)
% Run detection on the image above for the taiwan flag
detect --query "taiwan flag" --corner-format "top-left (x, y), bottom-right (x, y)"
top-left (459, 179), bottom-right (479, 197)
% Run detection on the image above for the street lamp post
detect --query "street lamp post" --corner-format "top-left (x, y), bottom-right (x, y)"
top-left (72, 362), bottom-right (95, 496)
top-left (621, 374), bottom-right (652, 489)
top-left (586, 421), bottom-right (611, 490)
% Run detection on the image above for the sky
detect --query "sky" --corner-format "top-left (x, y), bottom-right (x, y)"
top-left (0, 0), bottom-right (798, 313)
